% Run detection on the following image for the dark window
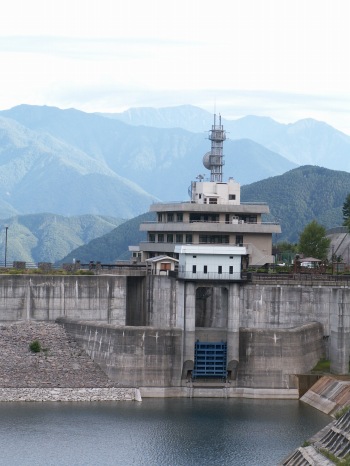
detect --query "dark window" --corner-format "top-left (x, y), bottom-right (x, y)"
top-left (229, 194), bottom-right (236, 200)
top-left (167, 234), bottom-right (173, 243)
top-left (186, 234), bottom-right (193, 243)
top-left (149, 234), bottom-right (155, 243)
top-left (236, 235), bottom-right (243, 245)
top-left (204, 265), bottom-right (208, 274)
top-left (209, 198), bottom-right (217, 204)
top-left (218, 266), bottom-right (222, 274)
top-left (176, 213), bottom-right (183, 222)
top-left (225, 214), bottom-right (230, 224)
top-left (229, 266), bottom-right (233, 274)
top-left (193, 255), bottom-right (197, 258)
top-left (176, 234), bottom-right (183, 243)
top-left (157, 213), bottom-right (163, 222)
top-left (158, 234), bottom-right (164, 243)
top-left (167, 213), bottom-right (174, 222)
top-left (192, 265), bottom-right (197, 273)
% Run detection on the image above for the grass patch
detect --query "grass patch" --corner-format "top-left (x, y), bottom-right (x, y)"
top-left (29, 340), bottom-right (41, 353)
top-left (311, 358), bottom-right (331, 372)
top-left (335, 405), bottom-right (350, 419)
top-left (320, 448), bottom-right (350, 465)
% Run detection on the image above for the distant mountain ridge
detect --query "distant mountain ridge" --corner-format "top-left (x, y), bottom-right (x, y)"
top-left (103, 104), bottom-right (350, 171)
top-left (0, 105), bottom-right (296, 204)
top-left (0, 213), bottom-right (124, 264)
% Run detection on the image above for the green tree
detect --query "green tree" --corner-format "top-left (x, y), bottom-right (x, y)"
top-left (343, 193), bottom-right (350, 226)
top-left (298, 220), bottom-right (330, 260)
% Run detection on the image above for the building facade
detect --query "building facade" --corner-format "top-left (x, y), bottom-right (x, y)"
top-left (138, 115), bottom-right (280, 267)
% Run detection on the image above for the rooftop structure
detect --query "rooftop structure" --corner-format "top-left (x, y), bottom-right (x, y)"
top-left (137, 114), bottom-right (281, 268)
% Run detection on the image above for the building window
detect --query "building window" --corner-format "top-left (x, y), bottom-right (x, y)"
top-left (229, 266), bottom-right (233, 274)
top-left (218, 266), bottom-right (222, 274)
top-left (199, 235), bottom-right (229, 244)
top-left (209, 198), bottom-right (218, 204)
top-left (186, 234), bottom-right (193, 243)
top-left (204, 265), bottom-right (208, 274)
top-left (225, 214), bottom-right (230, 224)
top-left (229, 194), bottom-right (236, 200)
top-left (167, 234), bottom-right (173, 243)
top-left (176, 213), bottom-right (183, 222)
top-left (157, 213), bottom-right (163, 222)
top-left (149, 234), bottom-right (155, 243)
top-left (167, 213), bottom-right (174, 222)
top-left (176, 234), bottom-right (183, 243)
top-left (192, 265), bottom-right (197, 273)
top-left (236, 235), bottom-right (243, 246)
top-left (158, 234), bottom-right (164, 243)
top-left (192, 255), bottom-right (197, 258)
top-left (229, 256), bottom-right (233, 259)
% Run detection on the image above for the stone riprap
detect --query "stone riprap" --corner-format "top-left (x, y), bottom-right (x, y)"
top-left (0, 387), bottom-right (141, 402)
top-left (0, 321), bottom-right (141, 401)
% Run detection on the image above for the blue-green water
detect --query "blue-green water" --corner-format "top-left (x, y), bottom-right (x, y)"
top-left (0, 398), bottom-right (330, 465)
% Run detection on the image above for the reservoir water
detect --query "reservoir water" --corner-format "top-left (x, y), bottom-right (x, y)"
top-left (0, 398), bottom-right (330, 465)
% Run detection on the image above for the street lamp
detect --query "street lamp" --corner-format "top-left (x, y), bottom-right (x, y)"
top-left (4, 226), bottom-right (8, 267)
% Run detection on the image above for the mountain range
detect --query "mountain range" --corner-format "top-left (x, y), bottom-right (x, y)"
top-left (0, 104), bottom-right (350, 263)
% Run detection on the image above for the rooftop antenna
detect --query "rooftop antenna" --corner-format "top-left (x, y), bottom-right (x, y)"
top-left (202, 113), bottom-right (226, 182)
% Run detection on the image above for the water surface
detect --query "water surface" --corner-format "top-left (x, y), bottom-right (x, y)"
top-left (0, 398), bottom-right (330, 465)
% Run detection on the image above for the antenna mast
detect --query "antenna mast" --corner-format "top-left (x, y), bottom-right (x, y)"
top-left (208, 114), bottom-right (226, 182)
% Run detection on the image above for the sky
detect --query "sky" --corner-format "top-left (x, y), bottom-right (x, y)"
top-left (1, 0), bottom-right (350, 133)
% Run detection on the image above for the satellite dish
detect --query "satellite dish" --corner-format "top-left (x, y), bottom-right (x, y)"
top-left (203, 152), bottom-right (211, 170)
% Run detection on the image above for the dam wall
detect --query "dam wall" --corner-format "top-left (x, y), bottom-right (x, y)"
top-left (59, 319), bottom-right (323, 391)
top-left (0, 275), bottom-right (127, 324)
top-left (58, 319), bottom-right (183, 387)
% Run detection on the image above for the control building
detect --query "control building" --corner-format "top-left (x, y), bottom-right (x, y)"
top-left (138, 114), bottom-right (280, 268)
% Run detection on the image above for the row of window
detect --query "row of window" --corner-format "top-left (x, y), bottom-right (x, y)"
top-left (158, 213), bottom-right (183, 222)
top-left (148, 233), bottom-right (244, 244)
top-left (192, 265), bottom-right (235, 274)
top-left (157, 212), bottom-right (256, 223)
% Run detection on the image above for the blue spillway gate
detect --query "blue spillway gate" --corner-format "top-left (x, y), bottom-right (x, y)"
top-left (192, 341), bottom-right (227, 379)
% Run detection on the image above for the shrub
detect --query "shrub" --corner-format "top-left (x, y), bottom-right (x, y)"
top-left (29, 340), bottom-right (41, 353)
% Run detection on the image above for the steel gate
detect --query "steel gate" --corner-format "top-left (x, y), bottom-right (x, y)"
top-left (192, 341), bottom-right (227, 378)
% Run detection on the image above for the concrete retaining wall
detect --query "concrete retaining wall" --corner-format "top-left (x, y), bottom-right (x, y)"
top-left (238, 322), bottom-right (324, 389)
top-left (58, 319), bottom-right (183, 387)
top-left (0, 275), bottom-right (127, 324)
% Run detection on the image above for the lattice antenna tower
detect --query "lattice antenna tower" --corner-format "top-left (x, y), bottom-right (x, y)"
top-left (203, 114), bottom-right (226, 182)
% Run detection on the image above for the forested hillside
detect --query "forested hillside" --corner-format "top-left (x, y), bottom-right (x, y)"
top-left (241, 165), bottom-right (350, 242)
top-left (61, 165), bottom-right (350, 263)
top-left (58, 212), bottom-right (155, 264)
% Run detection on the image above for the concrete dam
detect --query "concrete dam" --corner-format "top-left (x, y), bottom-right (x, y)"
top-left (0, 273), bottom-right (348, 397)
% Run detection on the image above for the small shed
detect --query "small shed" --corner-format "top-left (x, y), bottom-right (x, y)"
top-left (145, 256), bottom-right (179, 275)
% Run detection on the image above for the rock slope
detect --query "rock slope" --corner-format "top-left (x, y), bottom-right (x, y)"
top-left (0, 321), bottom-right (115, 388)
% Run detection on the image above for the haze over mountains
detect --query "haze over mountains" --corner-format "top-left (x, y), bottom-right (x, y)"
top-left (0, 103), bottom-right (350, 263)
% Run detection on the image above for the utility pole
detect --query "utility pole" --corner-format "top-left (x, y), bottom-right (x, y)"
top-left (4, 226), bottom-right (8, 267)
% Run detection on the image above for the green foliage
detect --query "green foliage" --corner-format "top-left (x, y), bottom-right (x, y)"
top-left (29, 340), bottom-right (41, 353)
top-left (343, 193), bottom-right (350, 226)
top-left (320, 448), bottom-right (350, 465)
top-left (311, 359), bottom-right (330, 373)
top-left (302, 441), bottom-right (311, 447)
top-left (298, 220), bottom-right (331, 260)
top-left (335, 405), bottom-right (350, 420)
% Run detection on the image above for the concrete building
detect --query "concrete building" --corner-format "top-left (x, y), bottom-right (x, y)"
top-left (138, 114), bottom-right (280, 267)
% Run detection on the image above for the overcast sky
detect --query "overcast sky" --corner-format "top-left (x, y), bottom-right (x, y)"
top-left (1, 0), bottom-right (350, 133)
